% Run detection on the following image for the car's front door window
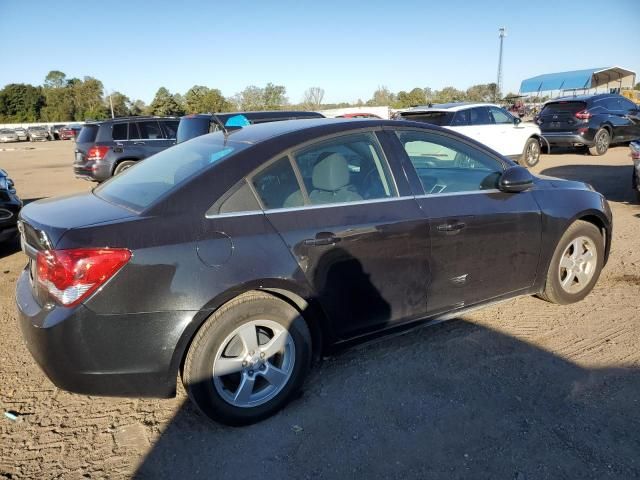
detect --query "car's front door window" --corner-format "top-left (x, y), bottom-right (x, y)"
top-left (488, 106), bottom-right (513, 124)
top-left (395, 130), bottom-right (503, 194)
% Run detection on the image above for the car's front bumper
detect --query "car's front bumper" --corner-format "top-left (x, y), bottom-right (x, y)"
top-left (16, 268), bottom-right (193, 398)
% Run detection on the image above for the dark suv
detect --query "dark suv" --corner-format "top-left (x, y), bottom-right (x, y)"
top-left (176, 111), bottom-right (324, 143)
top-left (73, 116), bottom-right (179, 181)
top-left (536, 93), bottom-right (640, 155)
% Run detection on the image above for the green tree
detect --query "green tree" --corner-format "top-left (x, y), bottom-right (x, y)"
top-left (433, 86), bottom-right (465, 103)
top-left (72, 77), bottom-right (108, 120)
top-left (465, 83), bottom-right (497, 102)
top-left (263, 83), bottom-right (287, 109)
top-left (148, 87), bottom-right (185, 116)
top-left (367, 86), bottom-right (394, 106)
top-left (233, 85), bottom-right (265, 111)
top-left (634, 82), bottom-right (640, 91)
top-left (0, 83), bottom-right (45, 122)
top-left (107, 91), bottom-right (131, 117)
top-left (44, 70), bottom-right (67, 89)
top-left (129, 99), bottom-right (147, 116)
top-left (184, 85), bottom-right (230, 113)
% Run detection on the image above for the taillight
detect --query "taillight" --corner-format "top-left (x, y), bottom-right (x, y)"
top-left (575, 109), bottom-right (592, 120)
top-left (86, 146), bottom-right (110, 161)
top-left (36, 248), bottom-right (131, 306)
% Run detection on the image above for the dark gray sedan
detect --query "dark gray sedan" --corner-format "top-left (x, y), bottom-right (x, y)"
top-left (16, 119), bottom-right (612, 425)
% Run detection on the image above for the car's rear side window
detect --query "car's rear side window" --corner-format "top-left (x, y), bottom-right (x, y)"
top-left (112, 123), bottom-right (127, 140)
top-left (251, 157), bottom-right (303, 210)
top-left (77, 125), bottom-right (98, 143)
top-left (162, 121), bottom-right (179, 139)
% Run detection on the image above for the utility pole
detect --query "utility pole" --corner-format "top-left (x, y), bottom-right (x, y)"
top-left (496, 27), bottom-right (506, 102)
top-left (109, 94), bottom-right (115, 119)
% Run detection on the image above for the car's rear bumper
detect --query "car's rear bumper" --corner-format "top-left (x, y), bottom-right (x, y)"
top-left (73, 162), bottom-right (111, 182)
top-left (16, 268), bottom-right (192, 398)
top-left (541, 131), bottom-right (596, 147)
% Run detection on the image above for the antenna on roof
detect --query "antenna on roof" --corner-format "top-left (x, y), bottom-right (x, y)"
top-left (210, 113), bottom-right (229, 136)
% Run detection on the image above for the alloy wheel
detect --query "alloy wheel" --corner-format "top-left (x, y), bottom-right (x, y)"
top-left (212, 319), bottom-right (295, 408)
top-left (558, 236), bottom-right (598, 294)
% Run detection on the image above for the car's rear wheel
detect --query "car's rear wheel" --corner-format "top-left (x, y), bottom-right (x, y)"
top-left (183, 292), bottom-right (312, 426)
top-left (519, 138), bottom-right (541, 167)
top-left (588, 128), bottom-right (610, 156)
top-left (539, 220), bottom-right (604, 304)
top-left (114, 160), bottom-right (136, 175)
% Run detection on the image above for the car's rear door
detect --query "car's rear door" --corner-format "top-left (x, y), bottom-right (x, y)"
top-left (389, 128), bottom-right (542, 313)
top-left (252, 130), bottom-right (432, 339)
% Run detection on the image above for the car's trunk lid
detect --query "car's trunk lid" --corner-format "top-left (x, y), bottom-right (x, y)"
top-left (538, 101), bottom-right (586, 132)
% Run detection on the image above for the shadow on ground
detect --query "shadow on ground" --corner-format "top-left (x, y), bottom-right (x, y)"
top-left (541, 164), bottom-right (635, 203)
top-left (133, 319), bottom-right (640, 479)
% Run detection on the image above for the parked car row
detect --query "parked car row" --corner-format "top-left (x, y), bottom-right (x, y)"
top-left (0, 124), bottom-right (84, 142)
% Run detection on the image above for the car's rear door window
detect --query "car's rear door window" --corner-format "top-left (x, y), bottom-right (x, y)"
top-left (112, 123), bottom-right (127, 141)
top-left (469, 107), bottom-right (492, 125)
top-left (290, 132), bottom-right (397, 205)
top-left (138, 121), bottom-right (163, 139)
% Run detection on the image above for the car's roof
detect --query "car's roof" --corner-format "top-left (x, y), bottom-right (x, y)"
top-left (545, 93), bottom-right (616, 103)
top-left (211, 117), bottom-right (434, 145)
top-left (401, 102), bottom-right (500, 113)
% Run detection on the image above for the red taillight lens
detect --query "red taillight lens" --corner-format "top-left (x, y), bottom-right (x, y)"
top-left (575, 109), bottom-right (592, 120)
top-left (86, 146), bottom-right (110, 161)
top-left (36, 248), bottom-right (131, 306)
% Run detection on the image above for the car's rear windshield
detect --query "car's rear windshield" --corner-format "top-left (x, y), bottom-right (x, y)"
top-left (77, 125), bottom-right (98, 143)
top-left (177, 116), bottom-right (211, 143)
top-left (94, 133), bottom-right (250, 212)
top-left (541, 101), bottom-right (586, 115)
top-left (399, 111), bottom-right (454, 126)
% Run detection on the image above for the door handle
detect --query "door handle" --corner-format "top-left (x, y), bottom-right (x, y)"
top-left (437, 222), bottom-right (466, 232)
top-left (303, 232), bottom-right (340, 247)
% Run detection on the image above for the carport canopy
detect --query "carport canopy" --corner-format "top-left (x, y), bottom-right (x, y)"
top-left (519, 67), bottom-right (636, 94)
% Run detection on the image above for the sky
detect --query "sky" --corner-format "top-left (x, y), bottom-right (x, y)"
top-left (1, 0), bottom-right (639, 105)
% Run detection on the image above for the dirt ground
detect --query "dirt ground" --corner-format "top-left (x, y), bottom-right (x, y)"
top-left (0, 141), bottom-right (638, 479)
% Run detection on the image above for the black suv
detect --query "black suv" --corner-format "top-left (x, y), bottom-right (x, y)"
top-left (0, 169), bottom-right (22, 243)
top-left (176, 111), bottom-right (324, 143)
top-left (537, 93), bottom-right (640, 155)
top-left (73, 116), bottom-right (179, 182)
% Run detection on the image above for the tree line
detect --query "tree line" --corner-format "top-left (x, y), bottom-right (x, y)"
top-left (8, 69), bottom-right (630, 123)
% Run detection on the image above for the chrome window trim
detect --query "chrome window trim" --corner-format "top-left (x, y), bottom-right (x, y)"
top-left (205, 209), bottom-right (263, 219)
top-left (414, 188), bottom-right (500, 199)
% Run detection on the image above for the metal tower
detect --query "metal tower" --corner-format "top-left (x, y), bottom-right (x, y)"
top-left (496, 27), bottom-right (506, 101)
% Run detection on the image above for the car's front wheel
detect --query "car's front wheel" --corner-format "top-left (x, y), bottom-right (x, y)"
top-left (183, 292), bottom-right (312, 426)
top-left (519, 137), bottom-right (541, 167)
top-left (539, 220), bottom-right (604, 304)
top-left (588, 128), bottom-right (610, 156)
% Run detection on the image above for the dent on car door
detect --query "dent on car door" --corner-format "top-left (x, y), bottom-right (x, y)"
top-left (252, 131), bottom-right (432, 339)
top-left (392, 128), bottom-right (542, 313)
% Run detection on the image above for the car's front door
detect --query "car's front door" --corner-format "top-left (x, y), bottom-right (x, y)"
top-left (129, 120), bottom-right (168, 159)
top-left (391, 128), bottom-right (542, 313)
top-left (251, 131), bottom-right (431, 339)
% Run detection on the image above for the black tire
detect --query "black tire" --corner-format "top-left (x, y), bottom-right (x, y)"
top-left (113, 160), bottom-right (136, 175)
top-left (519, 137), bottom-right (541, 167)
top-left (539, 220), bottom-right (604, 305)
top-left (588, 128), bottom-right (610, 156)
top-left (183, 291), bottom-right (312, 426)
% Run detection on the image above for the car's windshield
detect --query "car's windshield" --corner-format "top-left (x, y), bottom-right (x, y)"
top-left (94, 132), bottom-right (250, 212)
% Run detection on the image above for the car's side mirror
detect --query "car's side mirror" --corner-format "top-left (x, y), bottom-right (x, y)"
top-left (513, 117), bottom-right (522, 125)
top-left (499, 166), bottom-right (533, 193)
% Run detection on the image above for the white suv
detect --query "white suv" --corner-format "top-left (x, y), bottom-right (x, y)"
top-left (397, 103), bottom-right (543, 167)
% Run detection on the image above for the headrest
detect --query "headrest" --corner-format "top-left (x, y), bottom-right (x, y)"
top-left (312, 152), bottom-right (350, 191)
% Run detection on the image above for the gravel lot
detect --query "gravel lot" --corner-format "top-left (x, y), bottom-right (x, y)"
top-left (1, 140), bottom-right (639, 479)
